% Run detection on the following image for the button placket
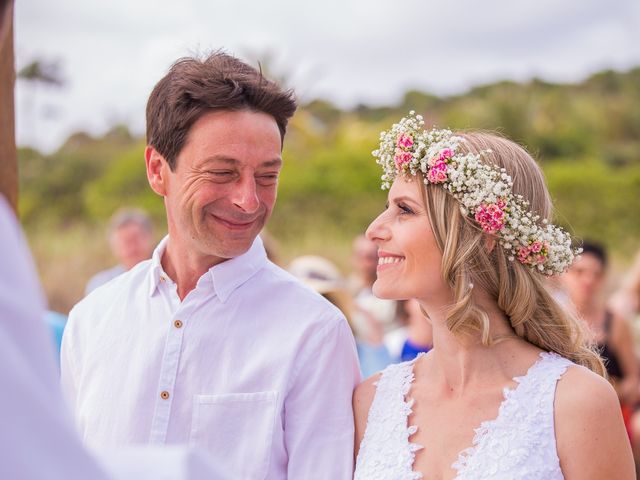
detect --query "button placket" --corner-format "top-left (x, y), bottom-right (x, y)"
top-left (148, 300), bottom-right (188, 444)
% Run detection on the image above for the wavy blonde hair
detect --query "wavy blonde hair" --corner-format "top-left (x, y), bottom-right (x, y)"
top-left (420, 131), bottom-right (605, 375)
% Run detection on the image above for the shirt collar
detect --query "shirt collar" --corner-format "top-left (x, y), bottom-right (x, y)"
top-left (147, 235), bottom-right (268, 302)
top-left (209, 236), bottom-right (267, 303)
top-left (148, 235), bottom-right (170, 297)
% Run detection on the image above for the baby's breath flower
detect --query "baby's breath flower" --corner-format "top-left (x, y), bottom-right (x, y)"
top-left (372, 112), bottom-right (579, 276)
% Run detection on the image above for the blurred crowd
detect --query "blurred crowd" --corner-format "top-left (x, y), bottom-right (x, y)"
top-left (43, 207), bottom-right (640, 467)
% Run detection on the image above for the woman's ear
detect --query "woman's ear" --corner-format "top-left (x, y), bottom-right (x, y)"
top-left (484, 235), bottom-right (497, 254)
top-left (145, 146), bottom-right (168, 196)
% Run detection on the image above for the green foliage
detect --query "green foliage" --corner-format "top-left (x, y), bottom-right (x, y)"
top-left (18, 67), bottom-right (640, 260)
top-left (544, 160), bottom-right (640, 253)
top-left (83, 142), bottom-right (166, 224)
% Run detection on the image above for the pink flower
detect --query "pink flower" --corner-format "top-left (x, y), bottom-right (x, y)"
top-left (428, 148), bottom-right (455, 167)
top-left (427, 160), bottom-right (448, 183)
top-left (517, 246), bottom-right (530, 263)
top-left (530, 241), bottom-right (543, 253)
top-left (396, 133), bottom-right (414, 150)
top-left (394, 150), bottom-right (413, 170)
top-left (515, 243), bottom-right (548, 267)
top-left (438, 148), bottom-right (454, 161)
top-left (474, 202), bottom-right (505, 233)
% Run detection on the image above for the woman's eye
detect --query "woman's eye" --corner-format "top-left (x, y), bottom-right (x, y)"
top-left (399, 203), bottom-right (414, 214)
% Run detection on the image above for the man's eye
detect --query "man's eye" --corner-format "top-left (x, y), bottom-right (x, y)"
top-left (257, 174), bottom-right (279, 184)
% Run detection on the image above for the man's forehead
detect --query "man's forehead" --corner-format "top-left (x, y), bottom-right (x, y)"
top-left (198, 155), bottom-right (283, 169)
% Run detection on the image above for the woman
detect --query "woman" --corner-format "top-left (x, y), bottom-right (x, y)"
top-left (610, 250), bottom-right (640, 338)
top-left (353, 113), bottom-right (634, 479)
top-left (562, 243), bottom-right (639, 407)
top-left (562, 242), bottom-right (640, 458)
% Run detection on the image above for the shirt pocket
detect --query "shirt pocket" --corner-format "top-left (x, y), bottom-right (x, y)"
top-left (189, 391), bottom-right (277, 480)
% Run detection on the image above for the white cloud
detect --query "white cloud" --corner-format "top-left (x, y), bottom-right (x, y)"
top-left (14, 0), bottom-right (640, 152)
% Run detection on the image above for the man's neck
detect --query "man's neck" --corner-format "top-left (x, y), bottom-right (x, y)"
top-left (161, 237), bottom-right (225, 301)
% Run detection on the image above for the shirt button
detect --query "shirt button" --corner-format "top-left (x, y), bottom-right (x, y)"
top-left (160, 390), bottom-right (170, 400)
top-left (174, 320), bottom-right (183, 329)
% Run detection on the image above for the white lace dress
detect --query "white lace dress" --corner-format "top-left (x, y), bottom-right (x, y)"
top-left (354, 351), bottom-right (573, 480)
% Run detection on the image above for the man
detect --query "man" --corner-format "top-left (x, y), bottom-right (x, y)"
top-left (0, 196), bottom-right (224, 479)
top-left (85, 208), bottom-right (155, 295)
top-left (61, 52), bottom-right (360, 479)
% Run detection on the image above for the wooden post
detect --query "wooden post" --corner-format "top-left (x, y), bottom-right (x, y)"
top-left (0, 0), bottom-right (16, 213)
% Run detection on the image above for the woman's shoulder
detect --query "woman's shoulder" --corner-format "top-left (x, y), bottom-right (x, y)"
top-left (555, 362), bottom-right (618, 413)
top-left (353, 372), bottom-right (382, 414)
top-left (353, 357), bottom-right (417, 410)
top-left (554, 363), bottom-right (635, 477)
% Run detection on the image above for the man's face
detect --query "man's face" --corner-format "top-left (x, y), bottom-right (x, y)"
top-left (111, 222), bottom-right (154, 270)
top-left (157, 109), bottom-right (283, 263)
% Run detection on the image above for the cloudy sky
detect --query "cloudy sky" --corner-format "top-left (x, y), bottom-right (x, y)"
top-left (15, 0), bottom-right (640, 152)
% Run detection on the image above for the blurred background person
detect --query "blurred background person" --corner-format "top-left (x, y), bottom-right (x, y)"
top-left (85, 208), bottom-right (154, 295)
top-left (289, 254), bottom-right (393, 378)
top-left (44, 308), bottom-right (67, 360)
top-left (384, 299), bottom-right (433, 363)
top-left (349, 234), bottom-right (400, 342)
top-left (561, 241), bottom-right (639, 443)
top-left (611, 250), bottom-right (640, 344)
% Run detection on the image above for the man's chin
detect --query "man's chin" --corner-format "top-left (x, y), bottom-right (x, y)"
top-left (210, 234), bottom-right (259, 259)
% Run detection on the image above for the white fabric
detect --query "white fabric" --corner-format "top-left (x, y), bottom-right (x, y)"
top-left (92, 445), bottom-right (233, 480)
top-left (351, 288), bottom-right (398, 339)
top-left (355, 351), bottom-right (573, 479)
top-left (0, 196), bottom-right (112, 480)
top-left (0, 197), bottom-right (243, 480)
top-left (61, 235), bottom-right (361, 480)
top-left (384, 326), bottom-right (408, 361)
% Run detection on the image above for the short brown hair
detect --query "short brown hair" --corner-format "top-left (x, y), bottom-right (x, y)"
top-left (146, 51), bottom-right (297, 170)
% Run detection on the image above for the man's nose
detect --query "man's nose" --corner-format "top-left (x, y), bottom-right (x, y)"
top-left (231, 175), bottom-right (260, 214)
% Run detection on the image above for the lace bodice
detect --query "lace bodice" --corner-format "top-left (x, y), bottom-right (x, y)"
top-left (354, 352), bottom-right (573, 480)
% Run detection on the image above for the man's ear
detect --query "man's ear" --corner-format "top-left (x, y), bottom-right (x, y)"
top-left (145, 146), bottom-right (168, 197)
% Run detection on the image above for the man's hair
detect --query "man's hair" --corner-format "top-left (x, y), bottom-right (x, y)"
top-left (146, 51), bottom-right (297, 170)
top-left (581, 241), bottom-right (607, 268)
top-left (109, 208), bottom-right (153, 235)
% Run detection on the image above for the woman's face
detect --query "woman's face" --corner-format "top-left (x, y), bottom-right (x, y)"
top-left (365, 177), bottom-right (449, 302)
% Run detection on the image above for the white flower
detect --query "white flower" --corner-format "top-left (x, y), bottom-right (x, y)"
top-left (372, 112), bottom-right (579, 276)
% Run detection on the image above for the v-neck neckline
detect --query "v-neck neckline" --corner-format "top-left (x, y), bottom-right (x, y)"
top-left (405, 351), bottom-right (550, 479)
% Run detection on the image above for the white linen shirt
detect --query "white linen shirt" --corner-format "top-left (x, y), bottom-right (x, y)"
top-left (61, 235), bottom-right (361, 480)
top-left (0, 197), bottom-right (112, 480)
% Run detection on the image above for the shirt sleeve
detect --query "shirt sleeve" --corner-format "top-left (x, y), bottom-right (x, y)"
top-left (284, 315), bottom-right (361, 479)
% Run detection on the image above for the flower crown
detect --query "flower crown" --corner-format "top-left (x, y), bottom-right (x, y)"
top-left (372, 111), bottom-right (580, 276)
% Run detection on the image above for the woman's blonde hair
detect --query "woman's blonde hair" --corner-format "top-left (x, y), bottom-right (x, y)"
top-left (420, 131), bottom-right (605, 375)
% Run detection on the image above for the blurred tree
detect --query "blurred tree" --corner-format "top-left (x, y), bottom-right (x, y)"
top-left (17, 59), bottom-right (65, 86)
top-left (17, 58), bottom-right (65, 146)
top-left (18, 66), bottom-right (640, 257)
